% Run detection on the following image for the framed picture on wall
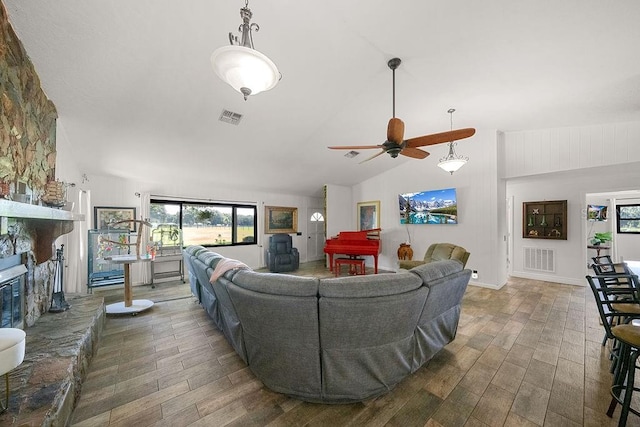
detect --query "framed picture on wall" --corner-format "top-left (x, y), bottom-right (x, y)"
top-left (357, 200), bottom-right (380, 231)
top-left (265, 206), bottom-right (298, 234)
top-left (94, 207), bottom-right (137, 231)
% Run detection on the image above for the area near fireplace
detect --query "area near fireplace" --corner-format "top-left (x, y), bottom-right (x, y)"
top-left (0, 199), bottom-right (83, 326)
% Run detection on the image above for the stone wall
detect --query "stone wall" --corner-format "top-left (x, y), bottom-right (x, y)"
top-left (0, 1), bottom-right (58, 199)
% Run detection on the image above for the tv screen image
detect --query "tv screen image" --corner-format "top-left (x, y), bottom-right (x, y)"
top-left (399, 188), bottom-right (458, 224)
top-left (587, 204), bottom-right (608, 221)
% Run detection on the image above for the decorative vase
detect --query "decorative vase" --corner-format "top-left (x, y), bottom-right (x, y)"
top-left (527, 216), bottom-right (534, 227)
top-left (540, 215), bottom-right (547, 227)
top-left (398, 243), bottom-right (413, 260)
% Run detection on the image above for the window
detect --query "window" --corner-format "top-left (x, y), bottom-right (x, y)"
top-left (616, 204), bottom-right (640, 234)
top-left (150, 199), bottom-right (257, 247)
top-left (310, 212), bottom-right (325, 222)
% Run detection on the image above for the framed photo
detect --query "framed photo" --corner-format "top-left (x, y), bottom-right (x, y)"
top-left (265, 206), bottom-right (298, 234)
top-left (357, 200), bottom-right (380, 231)
top-left (94, 206), bottom-right (137, 231)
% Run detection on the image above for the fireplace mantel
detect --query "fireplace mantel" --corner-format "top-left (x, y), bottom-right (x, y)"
top-left (0, 200), bottom-right (85, 263)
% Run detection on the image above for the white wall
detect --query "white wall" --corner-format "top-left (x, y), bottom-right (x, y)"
top-left (354, 129), bottom-right (507, 289)
top-left (324, 184), bottom-right (352, 238)
top-left (507, 162), bottom-right (640, 286)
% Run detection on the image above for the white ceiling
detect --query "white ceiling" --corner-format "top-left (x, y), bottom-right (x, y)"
top-left (5, 1), bottom-right (640, 197)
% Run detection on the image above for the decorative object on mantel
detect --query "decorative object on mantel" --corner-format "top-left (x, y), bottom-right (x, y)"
top-left (0, 182), bottom-right (9, 199)
top-left (41, 180), bottom-right (75, 208)
top-left (210, 0), bottom-right (280, 100)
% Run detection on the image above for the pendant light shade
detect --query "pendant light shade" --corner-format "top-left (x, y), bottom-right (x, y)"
top-left (211, 1), bottom-right (280, 100)
top-left (211, 46), bottom-right (279, 99)
top-left (437, 109), bottom-right (469, 174)
top-left (437, 145), bottom-right (468, 174)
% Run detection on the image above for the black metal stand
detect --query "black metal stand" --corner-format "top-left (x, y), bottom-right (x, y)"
top-left (50, 244), bottom-right (71, 313)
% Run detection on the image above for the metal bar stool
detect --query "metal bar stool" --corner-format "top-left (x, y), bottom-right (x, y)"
top-left (0, 328), bottom-right (26, 413)
top-left (607, 323), bottom-right (640, 426)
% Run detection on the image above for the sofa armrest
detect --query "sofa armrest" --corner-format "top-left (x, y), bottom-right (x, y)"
top-left (398, 260), bottom-right (426, 270)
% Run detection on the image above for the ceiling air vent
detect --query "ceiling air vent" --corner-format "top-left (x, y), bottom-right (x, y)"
top-left (219, 109), bottom-right (243, 125)
top-left (345, 151), bottom-right (359, 158)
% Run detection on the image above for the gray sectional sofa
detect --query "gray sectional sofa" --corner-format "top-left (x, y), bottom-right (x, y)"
top-left (183, 245), bottom-right (471, 403)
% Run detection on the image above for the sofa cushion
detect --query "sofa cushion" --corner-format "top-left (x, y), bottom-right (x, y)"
top-left (319, 272), bottom-right (421, 298)
top-left (197, 250), bottom-right (225, 269)
top-left (232, 270), bottom-right (318, 297)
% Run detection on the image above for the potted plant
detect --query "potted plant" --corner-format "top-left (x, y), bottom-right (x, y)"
top-left (591, 231), bottom-right (613, 246)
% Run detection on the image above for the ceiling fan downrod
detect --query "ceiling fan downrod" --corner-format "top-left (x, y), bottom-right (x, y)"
top-left (388, 58), bottom-right (401, 118)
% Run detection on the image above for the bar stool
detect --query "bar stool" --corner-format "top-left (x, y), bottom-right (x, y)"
top-left (0, 328), bottom-right (26, 413)
top-left (607, 323), bottom-right (640, 426)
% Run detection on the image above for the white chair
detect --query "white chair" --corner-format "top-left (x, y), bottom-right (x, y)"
top-left (0, 328), bottom-right (26, 413)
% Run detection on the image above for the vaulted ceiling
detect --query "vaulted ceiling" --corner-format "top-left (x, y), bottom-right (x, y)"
top-left (5, 1), bottom-right (640, 196)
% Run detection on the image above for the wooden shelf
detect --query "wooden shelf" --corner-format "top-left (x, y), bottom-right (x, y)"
top-left (523, 200), bottom-right (567, 240)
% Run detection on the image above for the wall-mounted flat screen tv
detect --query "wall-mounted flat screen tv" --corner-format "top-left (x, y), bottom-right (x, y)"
top-left (587, 204), bottom-right (608, 221)
top-left (399, 188), bottom-right (458, 224)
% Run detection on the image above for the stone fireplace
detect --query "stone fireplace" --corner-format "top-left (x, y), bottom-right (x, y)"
top-left (0, 200), bottom-right (83, 327)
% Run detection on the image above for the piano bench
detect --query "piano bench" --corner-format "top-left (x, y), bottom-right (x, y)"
top-left (335, 257), bottom-right (366, 277)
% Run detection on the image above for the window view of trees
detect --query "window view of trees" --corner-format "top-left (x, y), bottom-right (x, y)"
top-left (149, 200), bottom-right (257, 246)
top-left (617, 204), bottom-right (640, 234)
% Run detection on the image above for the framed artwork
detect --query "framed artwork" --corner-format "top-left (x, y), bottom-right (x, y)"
top-left (357, 200), bottom-right (380, 231)
top-left (265, 206), bottom-right (298, 234)
top-left (94, 206), bottom-right (137, 231)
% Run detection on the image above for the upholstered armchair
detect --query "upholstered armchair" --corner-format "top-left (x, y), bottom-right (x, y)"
top-left (399, 242), bottom-right (470, 270)
top-left (267, 233), bottom-right (300, 273)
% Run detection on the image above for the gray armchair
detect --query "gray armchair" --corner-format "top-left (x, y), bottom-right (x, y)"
top-left (267, 234), bottom-right (299, 273)
top-left (399, 242), bottom-right (470, 270)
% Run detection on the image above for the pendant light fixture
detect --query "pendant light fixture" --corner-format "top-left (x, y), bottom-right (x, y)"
top-left (210, 0), bottom-right (280, 100)
top-left (438, 109), bottom-right (469, 174)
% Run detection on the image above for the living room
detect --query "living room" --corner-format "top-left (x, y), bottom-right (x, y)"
top-left (2, 1), bottom-right (640, 425)
top-left (3, 1), bottom-right (640, 292)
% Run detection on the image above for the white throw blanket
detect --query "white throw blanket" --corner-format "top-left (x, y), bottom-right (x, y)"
top-left (210, 258), bottom-right (250, 283)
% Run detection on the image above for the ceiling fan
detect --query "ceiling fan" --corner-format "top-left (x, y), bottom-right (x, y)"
top-left (328, 58), bottom-right (476, 163)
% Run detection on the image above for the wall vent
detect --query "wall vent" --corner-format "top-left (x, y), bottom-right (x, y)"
top-left (219, 109), bottom-right (243, 125)
top-left (523, 247), bottom-right (555, 272)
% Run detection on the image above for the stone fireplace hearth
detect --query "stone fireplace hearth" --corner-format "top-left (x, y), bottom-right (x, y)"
top-left (0, 199), bottom-right (104, 426)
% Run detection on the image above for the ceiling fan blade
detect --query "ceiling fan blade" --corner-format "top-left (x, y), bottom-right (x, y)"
top-left (400, 147), bottom-right (430, 159)
top-left (328, 144), bottom-right (384, 150)
top-left (359, 150), bottom-right (386, 164)
top-left (387, 118), bottom-right (405, 144)
top-left (405, 128), bottom-right (476, 148)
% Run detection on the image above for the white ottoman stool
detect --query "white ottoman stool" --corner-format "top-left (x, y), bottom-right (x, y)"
top-left (0, 328), bottom-right (26, 413)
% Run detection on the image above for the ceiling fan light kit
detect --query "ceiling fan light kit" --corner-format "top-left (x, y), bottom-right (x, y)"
top-left (328, 58), bottom-right (475, 168)
top-left (437, 109), bottom-right (469, 174)
top-left (211, 0), bottom-right (280, 100)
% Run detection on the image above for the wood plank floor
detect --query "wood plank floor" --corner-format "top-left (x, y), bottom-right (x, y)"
top-left (70, 264), bottom-right (634, 426)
